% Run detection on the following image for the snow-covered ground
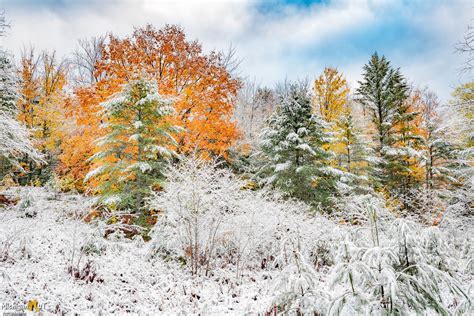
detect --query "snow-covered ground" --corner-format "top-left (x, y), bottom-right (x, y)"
top-left (0, 184), bottom-right (472, 315)
top-left (0, 187), bottom-right (278, 314)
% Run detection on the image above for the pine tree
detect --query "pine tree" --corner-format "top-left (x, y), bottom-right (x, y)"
top-left (356, 53), bottom-right (410, 189)
top-left (0, 50), bottom-right (17, 116)
top-left (85, 77), bottom-right (179, 211)
top-left (0, 14), bottom-right (42, 179)
top-left (387, 88), bottom-right (424, 192)
top-left (259, 81), bottom-right (337, 207)
top-left (333, 107), bottom-right (375, 194)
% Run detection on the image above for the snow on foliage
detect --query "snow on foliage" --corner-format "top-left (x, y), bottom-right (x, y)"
top-left (0, 164), bottom-right (472, 314)
top-left (0, 112), bottom-right (44, 170)
top-left (85, 77), bottom-right (179, 211)
top-left (0, 47), bottom-right (43, 172)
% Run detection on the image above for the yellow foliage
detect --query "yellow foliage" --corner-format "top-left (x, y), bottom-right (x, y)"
top-left (17, 50), bottom-right (68, 159)
top-left (241, 180), bottom-right (258, 191)
top-left (313, 67), bottom-right (350, 122)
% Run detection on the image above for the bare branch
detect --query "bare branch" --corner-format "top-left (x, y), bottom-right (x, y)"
top-left (456, 24), bottom-right (474, 73)
top-left (70, 36), bottom-right (106, 86)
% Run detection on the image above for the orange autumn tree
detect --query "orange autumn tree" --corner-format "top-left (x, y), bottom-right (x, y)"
top-left (58, 87), bottom-right (105, 191)
top-left (60, 25), bottom-right (241, 191)
top-left (17, 49), bottom-right (38, 129)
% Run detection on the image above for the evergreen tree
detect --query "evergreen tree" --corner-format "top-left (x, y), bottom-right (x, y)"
top-left (387, 90), bottom-right (424, 192)
top-left (0, 50), bottom-right (17, 116)
top-left (259, 81), bottom-right (337, 207)
top-left (0, 14), bottom-right (42, 179)
top-left (356, 53), bottom-right (410, 190)
top-left (85, 77), bottom-right (179, 211)
top-left (333, 107), bottom-right (375, 195)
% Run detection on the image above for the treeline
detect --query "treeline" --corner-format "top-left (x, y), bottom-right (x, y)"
top-left (0, 22), bottom-right (472, 214)
top-left (239, 59), bottom-right (472, 213)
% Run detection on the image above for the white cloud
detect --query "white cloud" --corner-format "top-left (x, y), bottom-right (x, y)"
top-left (1, 0), bottom-right (471, 102)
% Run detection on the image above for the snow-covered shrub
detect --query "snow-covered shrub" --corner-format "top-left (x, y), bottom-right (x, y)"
top-left (16, 190), bottom-right (37, 218)
top-left (219, 190), bottom-right (312, 275)
top-left (147, 156), bottom-right (323, 277)
top-left (390, 188), bottom-right (447, 224)
top-left (68, 259), bottom-right (103, 283)
top-left (148, 157), bottom-right (246, 275)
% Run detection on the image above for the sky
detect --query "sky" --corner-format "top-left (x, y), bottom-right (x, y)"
top-left (0, 0), bottom-right (472, 102)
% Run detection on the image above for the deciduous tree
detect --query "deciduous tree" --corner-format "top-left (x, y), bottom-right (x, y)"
top-left (313, 67), bottom-right (349, 122)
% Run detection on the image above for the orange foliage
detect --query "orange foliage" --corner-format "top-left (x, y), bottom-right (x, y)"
top-left (98, 25), bottom-right (241, 156)
top-left (58, 87), bottom-right (105, 191)
top-left (313, 67), bottom-right (350, 122)
top-left (60, 25), bottom-right (241, 190)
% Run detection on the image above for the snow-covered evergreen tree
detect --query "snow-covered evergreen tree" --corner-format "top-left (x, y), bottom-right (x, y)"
top-left (259, 81), bottom-right (338, 207)
top-left (356, 53), bottom-right (410, 190)
top-left (419, 91), bottom-right (469, 190)
top-left (0, 50), bottom-right (17, 116)
top-left (0, 111), bottom-right (44, 177)
top-left (85, 77), bottom-right (179, 211)
top-left (385, 90), bottom-right (424, 193)
top-left (0, 14), bottom-right (43, 179)
top-left (332, 106), bottom-right (376, 196)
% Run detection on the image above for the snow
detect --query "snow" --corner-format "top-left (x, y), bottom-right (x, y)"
top-left (126, 162), bottom-right (152, 173)
top-left (0, 179), bottom-right (472, 314)
top-left (0, 111), bottom-right (44, 168)
top-left (84, 165), bottom-right (106, 182)
top-left (274, 161), bottom-right (291, 172)
top-left (0, 187), bottom-right (276, 314)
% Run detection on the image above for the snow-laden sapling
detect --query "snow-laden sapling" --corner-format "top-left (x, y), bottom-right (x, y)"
top-left (271, 233), bottom-right (328, 315)
top-left (147, 156), bottom-right (246, 275)
top-left (328, 194), bottom-right (472, 315)
top-left (17, 191), bottom-right (36, 218)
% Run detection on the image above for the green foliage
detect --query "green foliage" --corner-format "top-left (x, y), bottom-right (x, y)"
top-left (0, 50), bottom-right (17, 116)
top-left (85, 77), bottom-right (179, 212)
top-left (259, 81), bottom-right (338, 208)
top-left (333, 109), bottom-right (375, 195)
top-left (356, 53), bottom-right (417, 191)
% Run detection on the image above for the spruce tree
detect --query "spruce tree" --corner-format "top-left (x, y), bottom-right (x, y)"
top-left (259, 81), bottom-right (337, 207)
top-left (0, 50), bottom-right (17, 116)
top-left (356, 53), bottom-right (410, 190)
top-left (0, 16), bottom-right (42, 178)
top-left (85, 77), bottom-right (179, 211)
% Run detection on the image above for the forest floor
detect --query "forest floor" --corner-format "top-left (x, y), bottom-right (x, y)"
top-left (0, 186), bottom-right (472, 315)
top-left (0, 187), bottom-right (277, 314)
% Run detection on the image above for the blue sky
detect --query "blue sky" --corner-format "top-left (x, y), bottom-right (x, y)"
top-left (1, 0), bottom-right (472, 102)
